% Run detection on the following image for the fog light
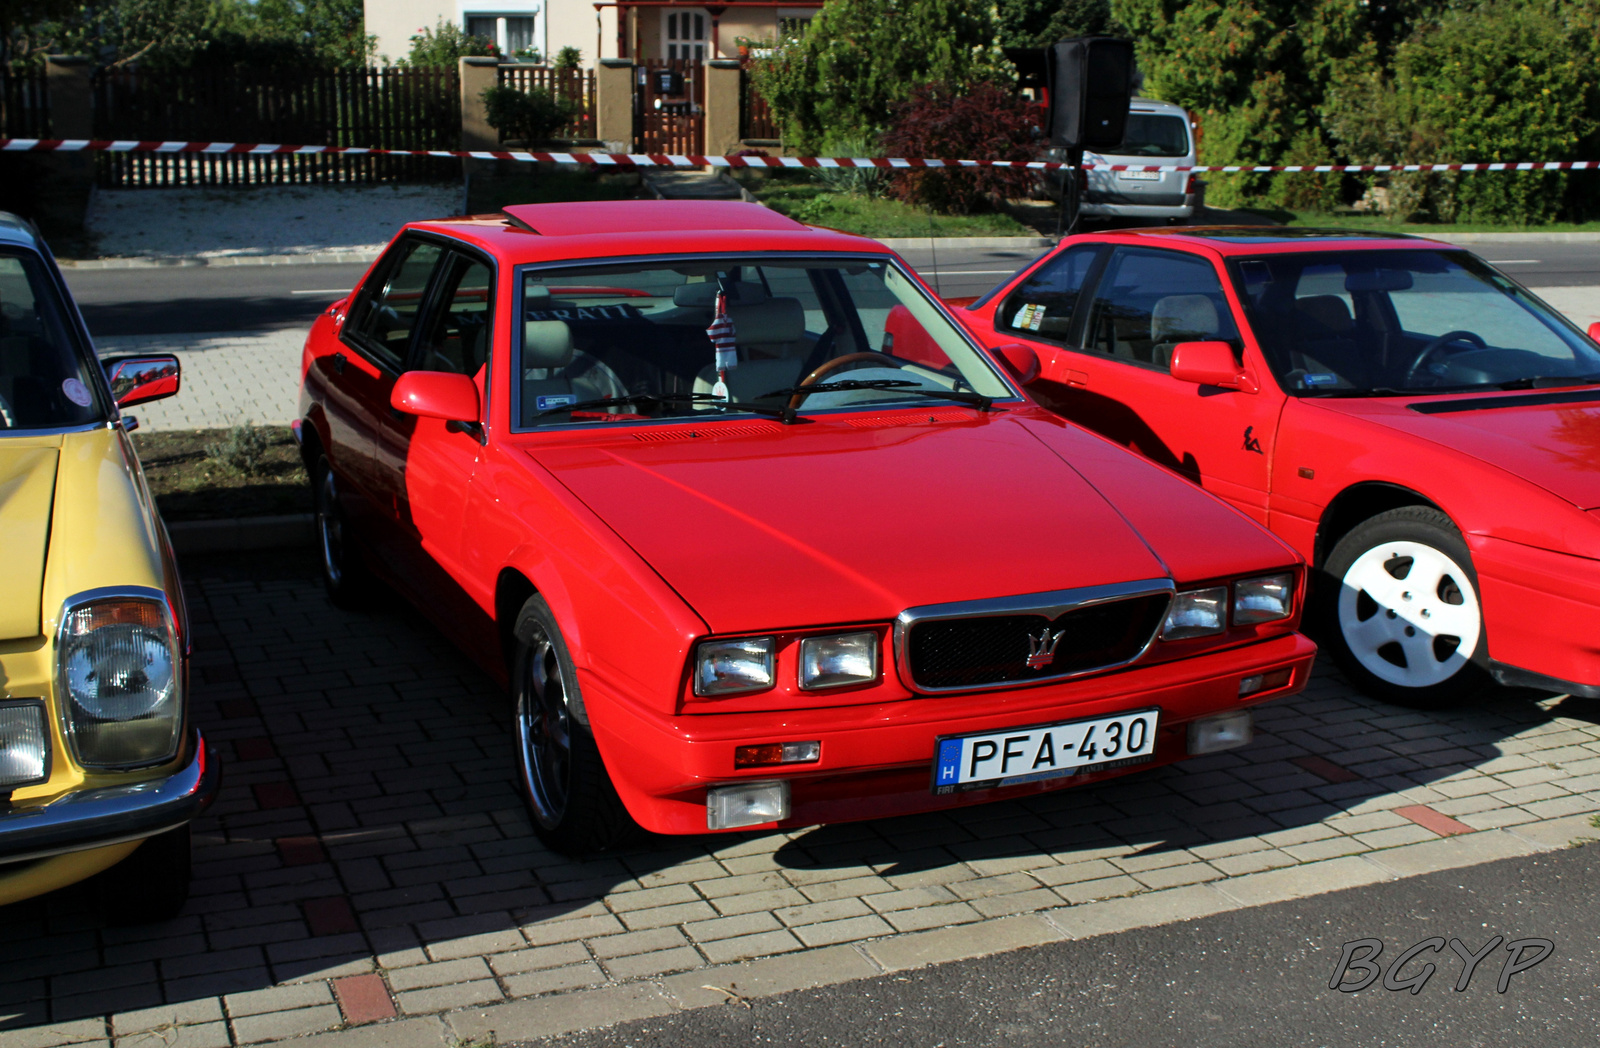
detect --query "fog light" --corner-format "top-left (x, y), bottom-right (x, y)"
top-left (706, 780), bottom-right (790, 829)
top-left (0, 701), bottom-right (50, 789)
top-left (1188, 711), bottom-right (1253, 755)
top-left (734, 741), bottom-right (821, 768)
top-left (1239, 668), bottom-right (1294, 697)
top-left (1160, 587), bottom-right (1227, 640)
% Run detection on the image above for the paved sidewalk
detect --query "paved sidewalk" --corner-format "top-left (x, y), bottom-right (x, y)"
top-left (2, 554), bottom-right (1598, 1047)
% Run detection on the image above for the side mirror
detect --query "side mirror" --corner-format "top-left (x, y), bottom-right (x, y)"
top-left (990, 342), bottom-right (1041, 385)
top-left (1588, 321), bottom-right (1600, 344)
top-left (103, 355), bottom-right (180, 407)
top-left (1170, 341), bottom-right (1257, 393)
top-left (391, 371), bottom-right (481, 424)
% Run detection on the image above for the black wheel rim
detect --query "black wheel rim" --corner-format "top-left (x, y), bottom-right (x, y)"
top-left (316, 469), bottom-right (344, 587)
top-left (517, 628), bottom-right (571, 828)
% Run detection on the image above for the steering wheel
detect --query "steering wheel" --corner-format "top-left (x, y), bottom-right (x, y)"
top-left (1406, 330), bottom-right (1487, 381)
top-left (787, 352), bottom-right (903, 411)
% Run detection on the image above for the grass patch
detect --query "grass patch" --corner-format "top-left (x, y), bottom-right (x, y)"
top-left (133, 427), bottom-right (308, 522)
top-left (1241, 208), bottom-right (1600, 234)
top-left (733, 171), bottom-right (1036, 238)
top-left (466, 166), bottom-right (642, 214)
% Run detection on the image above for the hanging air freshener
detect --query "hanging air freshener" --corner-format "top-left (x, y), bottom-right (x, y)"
top-left (706, 288), bottom-right (738, 401)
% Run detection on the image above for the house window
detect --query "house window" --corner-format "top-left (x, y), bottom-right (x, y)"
top-left (663, 9), bottom-right (707, 62)
top-left (464, 13), bottom-right (540, 60)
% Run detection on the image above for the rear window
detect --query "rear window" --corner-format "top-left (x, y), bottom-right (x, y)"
top-left (1106, 114), bottom-right (1191, 159)
top-left (0, 250), bottom-right (103, 430)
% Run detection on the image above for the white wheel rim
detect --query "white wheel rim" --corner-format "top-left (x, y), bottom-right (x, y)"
top-left (1338, 539), bottom-right (1481, 689)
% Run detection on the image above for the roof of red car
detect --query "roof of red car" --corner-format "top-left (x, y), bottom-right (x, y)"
top-left (1082, 225), bottom-right (1455, 255)
top-left (404, 201), bottom-right (885, 263)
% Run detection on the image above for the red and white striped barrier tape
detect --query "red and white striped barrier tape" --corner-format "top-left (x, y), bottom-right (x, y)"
top-left (5, 138), bottom-right (1600, 173)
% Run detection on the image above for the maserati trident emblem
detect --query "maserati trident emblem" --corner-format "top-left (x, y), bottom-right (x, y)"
top-left (1026, 628), bottom-right (1066, 670)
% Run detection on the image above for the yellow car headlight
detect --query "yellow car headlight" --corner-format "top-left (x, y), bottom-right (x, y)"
top-left (57, 592), bottom-right (183, 768)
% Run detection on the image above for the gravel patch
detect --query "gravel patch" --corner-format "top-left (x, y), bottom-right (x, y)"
top-left (86, 182), bottom-right (463, 260)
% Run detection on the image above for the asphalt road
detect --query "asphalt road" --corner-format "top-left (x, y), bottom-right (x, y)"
top-left (61, 240), bottom-right (1600, 338)
top-left (532, 843), bottom-right (1600, 1048)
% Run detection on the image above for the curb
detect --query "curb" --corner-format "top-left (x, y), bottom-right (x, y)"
top-left (61, 250), bottom-right (383, 270)
top-left (167, 513), bottom-right (313, 554)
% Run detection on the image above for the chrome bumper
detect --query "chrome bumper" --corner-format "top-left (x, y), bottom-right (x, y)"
top-left (0, 730), bottom-right (220, 865)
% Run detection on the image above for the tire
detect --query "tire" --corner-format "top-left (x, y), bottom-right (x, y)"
top-left (312, 455), bottom-right (372, 608)
top-left (93, 824), bottom-right (192, 925)
top-left (510, 596), bottom-right (639, 854)
top-left (1321, 506), bottom-right (1489, 708)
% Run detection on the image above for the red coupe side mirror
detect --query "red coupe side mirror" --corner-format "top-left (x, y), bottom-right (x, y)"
top-left (991, 342), bottom-right (1041, 385)
top-left (1588, 321), bottom-right (1600, 344)
top-left (391, 371), bottom-right (481, 423)
top-left (103, 354), bottom-right (180, 407)
top-left (1170, 341), bottom-right (1257, 393)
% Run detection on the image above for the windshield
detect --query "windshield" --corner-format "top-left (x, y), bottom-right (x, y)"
top-left (1, 250), bottom-right (103, 430)
top-left (1229, 249), bottom-right (1600, 396)
top-left (515, 256), bottom-right (1013, 428)
top-left (1103, 114), bottom-right (1190, 158)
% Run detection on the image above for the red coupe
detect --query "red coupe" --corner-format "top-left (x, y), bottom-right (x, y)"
top-left (295, 202), bottom-right (1314, 852)
top-left (956, 227), bottom-right (1600, 708)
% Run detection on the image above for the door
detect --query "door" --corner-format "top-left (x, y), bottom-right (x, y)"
top-left (375, 248), bottom-right (495, 628)
top-left (328, 237), bottom-right (446, 529)
top-left (1026, 244), bottom-right (1283, 523)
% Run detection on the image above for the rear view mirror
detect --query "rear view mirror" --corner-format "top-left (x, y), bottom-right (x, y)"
top-left (392, 371), bottom-right (481, 423)
top-left (103, 355), bottom-right (180, 407)
top-left (990, 342), bottom-right (1041, 385)
top-left (1588, 321), bottom-right (1600, 344)
top-left (1170, 341), bottom-right (1257, 393)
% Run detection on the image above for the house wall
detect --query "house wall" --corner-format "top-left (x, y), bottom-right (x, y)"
top-left (366, 0), bottom-right (443, 64)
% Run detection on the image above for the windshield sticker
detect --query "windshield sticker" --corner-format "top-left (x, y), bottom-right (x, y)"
top-left (535, 394), bottom-right (577, 411)
top-left (525, 304), bottom-right (644, 322)
top-left (62, 377), bottom-right (92, 406)
top-left (1303, 373), bottom-right (1339, 386)
top-left (1012, 303), bottom-right (1047, 331)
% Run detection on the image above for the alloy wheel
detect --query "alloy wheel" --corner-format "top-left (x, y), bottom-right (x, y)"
top-left (516, 628), bottom-right (572, 828)
top-left (1336, 539), bottom-right (1482, 689)
top-left (316, 468), bottom-right (344, 588)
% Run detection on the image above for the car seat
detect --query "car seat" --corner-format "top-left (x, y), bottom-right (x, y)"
top-left (691, 297), bottom-right (810, 401)
top-left (521, 319), bottom-right (628, 420)
top-left (1150, 294), bottom-right (1220, 370)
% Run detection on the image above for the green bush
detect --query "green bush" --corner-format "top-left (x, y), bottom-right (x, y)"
top-left (481, 84), bottom-right (576, 145)
top-left (204, 423), bottom-right (272, 478)
top-left (555, 46), bottom-right (582, 70)
top-left (402, 18), bottom-right (496, 68)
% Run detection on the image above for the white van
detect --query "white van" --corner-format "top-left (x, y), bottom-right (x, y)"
top-left (1045, 98), bottom-right (1200, 223)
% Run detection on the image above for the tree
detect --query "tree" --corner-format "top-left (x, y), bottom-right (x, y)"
top-left (750, 0), bottom-right (1011, 154)
top-left (400, 18), bottom-right (497, 68)
top-left (997, 0), bottom-right (1125, 49)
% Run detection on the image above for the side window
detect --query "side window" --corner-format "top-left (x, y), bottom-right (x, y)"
top-left (1083, 247), bottom-right (1237, 371)
top-left (997, 245), bottom-right (1100, 342)
top-left (347, 239), bottom-right (445, 370)
top-left (414, 253), bottom-right (494, 377)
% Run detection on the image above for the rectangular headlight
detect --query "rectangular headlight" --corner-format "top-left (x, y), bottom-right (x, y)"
top-left (0, 701), bottom-right (50, 789)
top-left (1160, 586), bottom-right (1227, 640)
top-left (57, 595), bottom-right (184, 767)
top-left (799, 631), bottom-right (878, 690)
top-left (695, 637), bottom-right (775, 696)
top-left (1233, 573), bottom-right (1294, 625)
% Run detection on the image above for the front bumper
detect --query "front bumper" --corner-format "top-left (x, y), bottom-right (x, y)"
top-left (0, 729), bottom-right (220, 865)
top-left (592, 632), bottom-right (1316, 834)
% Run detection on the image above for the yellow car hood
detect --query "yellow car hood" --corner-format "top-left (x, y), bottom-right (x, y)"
top-left (0, 438), bottom-right (59, 640)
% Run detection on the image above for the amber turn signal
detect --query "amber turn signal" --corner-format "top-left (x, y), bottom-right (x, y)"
top-left (734, 741), bottom-right (821, 768)
top-left (1239, 667), bottom-right (1294, 697)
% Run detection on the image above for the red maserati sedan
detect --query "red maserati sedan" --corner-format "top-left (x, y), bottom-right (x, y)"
top-left (955, 227), bottom-right (1600, 709)
top-left (295, 201), bottom-right (1314, 852)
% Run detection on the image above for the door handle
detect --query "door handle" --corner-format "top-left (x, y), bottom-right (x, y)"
top-left (1065, 369), bottom-right (1089, 388)
top-left (333, 352), bottom-right (346, 375)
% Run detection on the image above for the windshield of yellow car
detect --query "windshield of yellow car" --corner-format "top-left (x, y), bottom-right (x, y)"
top-left (513, 256), bottom-right (1014, 428)
top-left (0, 249), bottom-right (104, 430)
top-left (1228, 249), bottom-right (1600, 396)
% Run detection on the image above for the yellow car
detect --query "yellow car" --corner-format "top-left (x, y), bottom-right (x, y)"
top-left (0, 212), bottom-right (219, 922)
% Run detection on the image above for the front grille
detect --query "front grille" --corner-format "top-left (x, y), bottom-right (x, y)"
top-left (905, 593), bottom-right (1170, 691)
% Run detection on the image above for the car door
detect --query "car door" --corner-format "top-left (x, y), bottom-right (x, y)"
top-left (329, 237), bottom-right (447, 530)
top-left (1032, 244), bottom-right (1284, 524)
top-left (374, 246), bottom-right (494, 622)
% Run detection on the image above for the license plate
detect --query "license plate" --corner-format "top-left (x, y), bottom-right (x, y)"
top-left (931, 709), bottom-right (1159, 794)
top-left (1118, 170), bottom-right (1161, 180)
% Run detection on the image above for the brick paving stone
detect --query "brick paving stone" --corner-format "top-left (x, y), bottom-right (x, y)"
top-left (500, 962), bottom-right (607, 998)
top-left (699, 929), bottom-right (804, 965)
top-left (685, 912), bottom-right (784, 942)
top-left (601, 946), bottom-right (706, 980)
top-left (229, 1004), bottom-right (342, 1045)
top-left (1394, 804), bottom-right (1476, 837)
top-left (488, 943), bottom-right (591, 976)
top-left (301, 897), bottom-right (359, 936)
top-left (588, 927), bottom-right (689, 960)
top-left (332, 974), bottom-right (395, 1024)
top-left (387, 958), bottom-right (493, 993)
top-left (224, 982), bottom-right (332, 1018)
top-left (1053, 875), bottom-right (1143, 905)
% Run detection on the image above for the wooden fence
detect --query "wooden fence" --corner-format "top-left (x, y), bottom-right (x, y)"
top-left (740, 65), bottom-right (779, 143)
top-left (636, 59), bottom-right (704, 155)
top-left (496, 65), bottom-right (596, 142)
top-left (0, 71), bottom-right (50, 139)
top-left (91, 67), bottom-right (460, 187)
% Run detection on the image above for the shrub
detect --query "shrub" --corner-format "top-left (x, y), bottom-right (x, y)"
top-left (555, 46), bottom-right (582, 70)
top-left (204, 423), bottom-right (272, 477)
top-left (403, 18), bottom-right (496, 68)
top-left (482, 85), bottom-right (576, 145)
top-left (880, 81), bottom-right (1036, 214)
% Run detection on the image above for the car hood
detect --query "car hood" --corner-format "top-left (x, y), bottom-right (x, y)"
top-left (530, 413), bottom-right (1174, 633)
top-left (0, 439), bottom-right (60, 640)
top-left (1312, 392), bottom-right (1600, 510)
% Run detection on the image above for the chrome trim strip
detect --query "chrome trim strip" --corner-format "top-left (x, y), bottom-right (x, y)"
top-left (0, 729), bottom-right (219, 865)
top-left (894, 578), bottom-right (1176, 694)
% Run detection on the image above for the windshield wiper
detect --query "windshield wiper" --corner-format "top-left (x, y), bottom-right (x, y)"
top-left (535, 391), bottom-right (788, 421)
top-left (757, 379), bottom-right (996, 423)
top-left (1492, 374), bottom-right (1600, 391)
top-left (1300, 386), bottom-right (1417, 399)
